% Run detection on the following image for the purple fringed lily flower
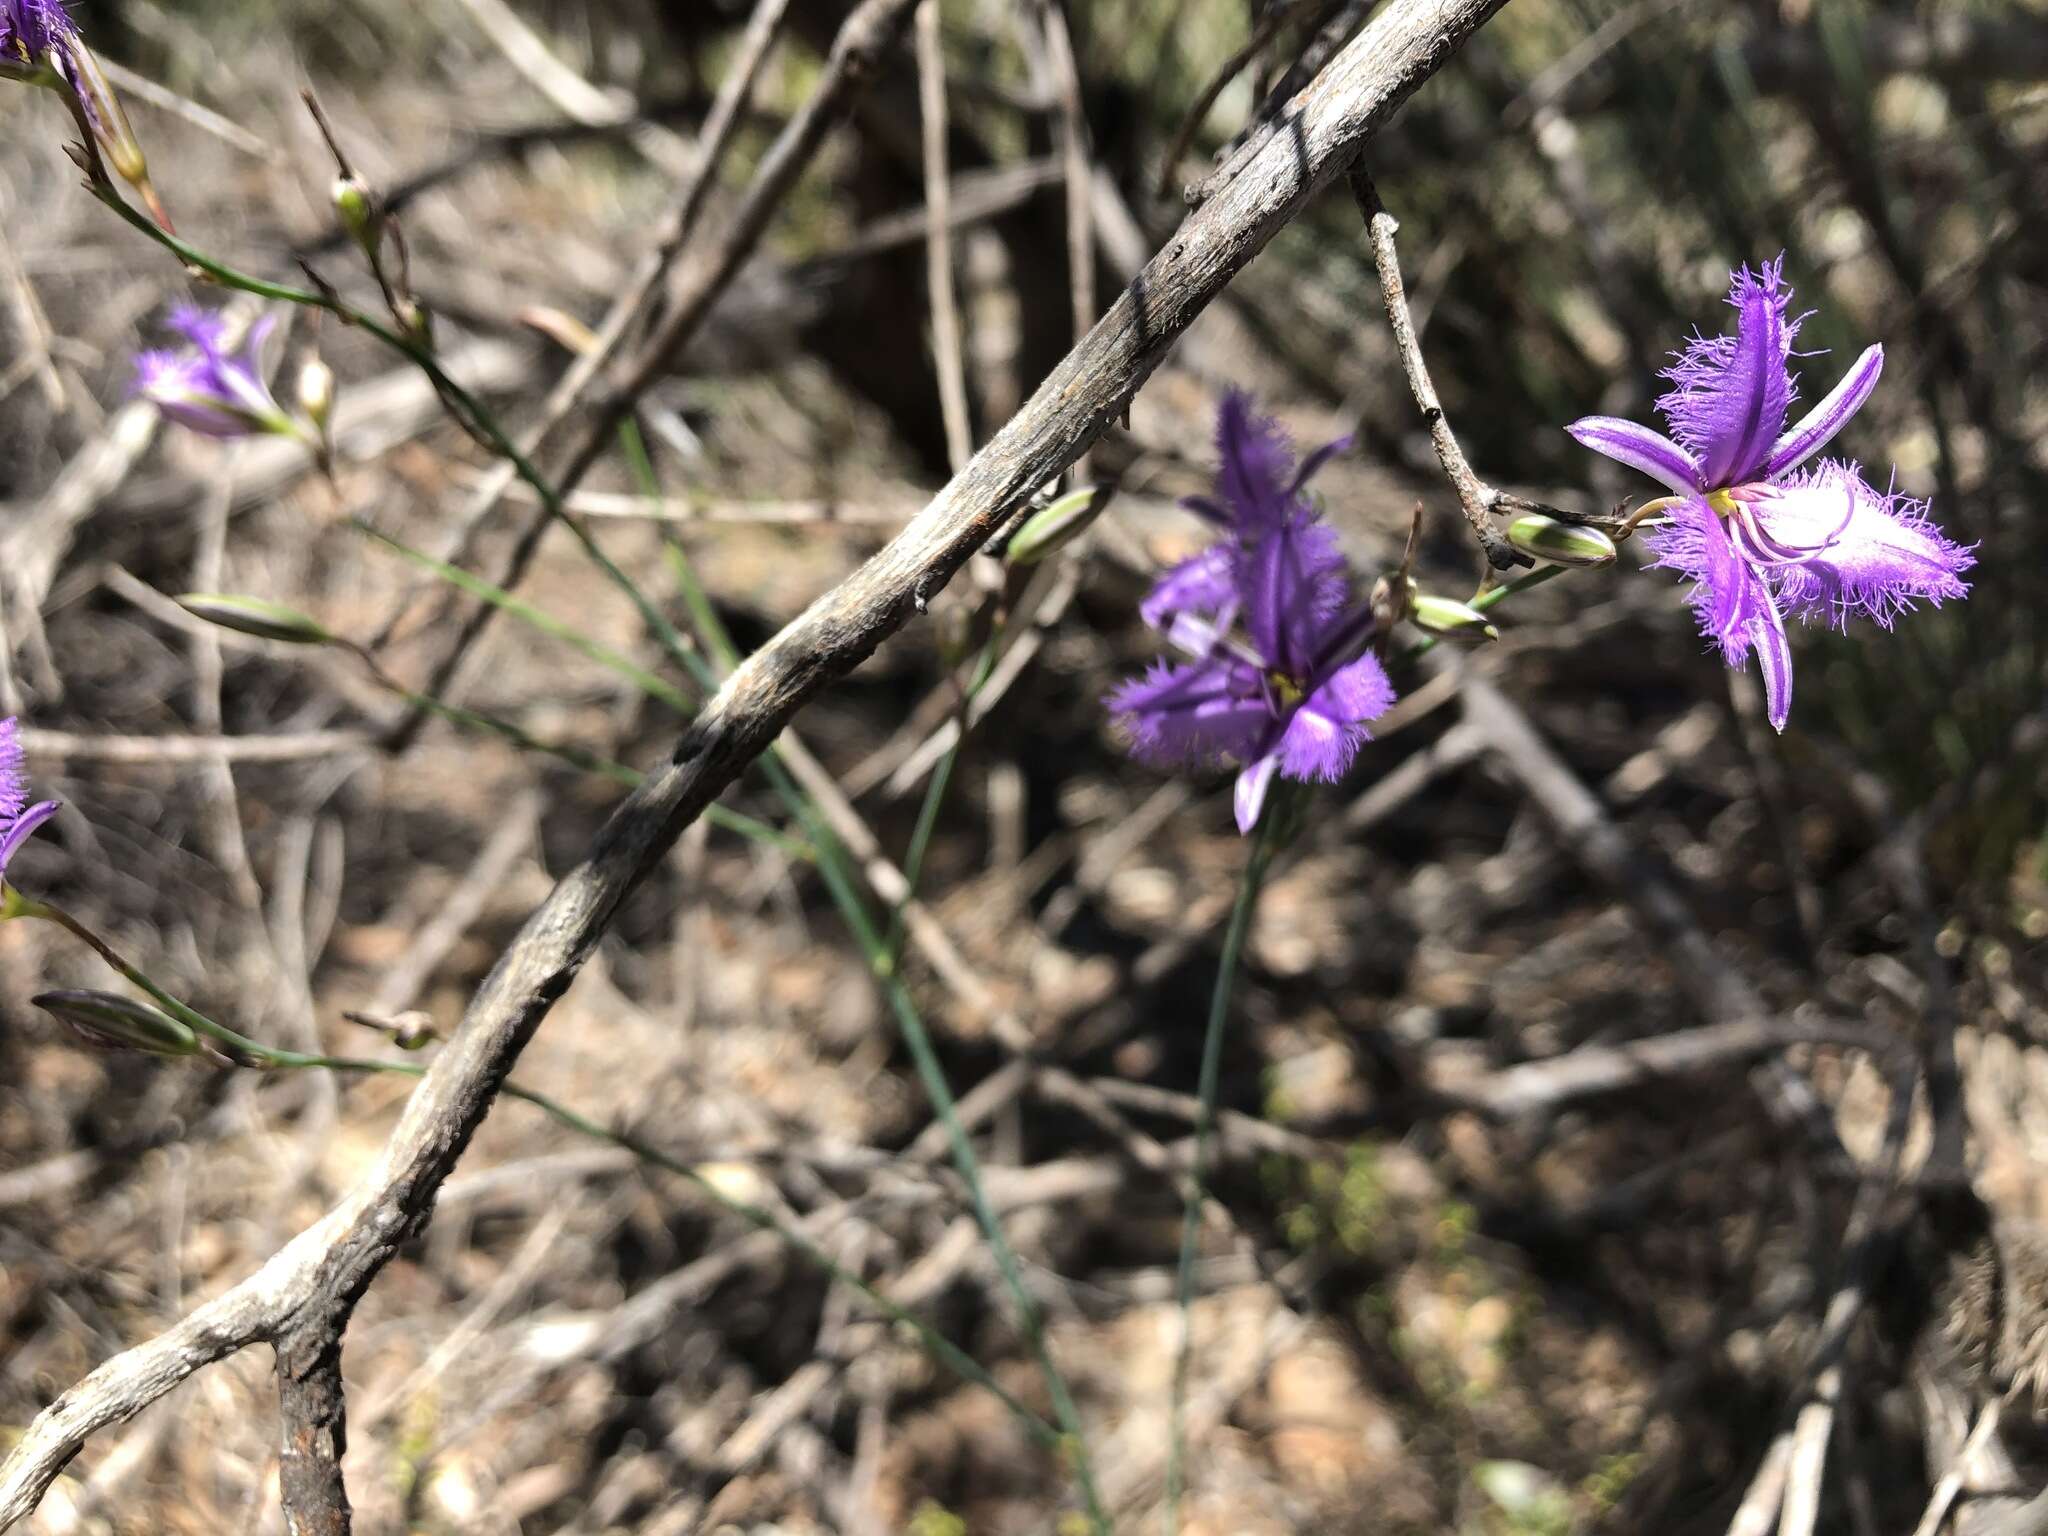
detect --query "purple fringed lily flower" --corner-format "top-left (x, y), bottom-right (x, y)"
top-left (1567, 257), bottom-right (1972, 730)
top-left (0, 0), bottom-right (74, 71)
top-left (1109, 392), bottom-right (1396, 834)
top-left (0, 717), bottom-right (59, 885)
top-left (133, 306), bottom-right (303, 441)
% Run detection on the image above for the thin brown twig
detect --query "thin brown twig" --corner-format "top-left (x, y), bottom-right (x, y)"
top-left (915, 0), bottom-right (973, 472)
top-left (1349, 166), bottom-right (1531, 570)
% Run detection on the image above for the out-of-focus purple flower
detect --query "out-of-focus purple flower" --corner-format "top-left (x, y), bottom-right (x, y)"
top-left (133, 306), bottom-right (304, 441)
top-left (0, 0), bottom-right (75, 69)
top-left (1109, 392), bottom-right (1396, 834)
top-left (0, 717), bottom-right (59, 884)
top-left (1567, 257), bottom-right (1972, 730)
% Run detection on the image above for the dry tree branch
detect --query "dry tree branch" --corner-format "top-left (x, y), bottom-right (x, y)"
top-left (0, 0), bottom-right (1511, 1524)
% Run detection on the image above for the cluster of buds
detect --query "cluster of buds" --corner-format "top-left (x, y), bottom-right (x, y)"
top-left (3, 0), bottom-right (170, 229)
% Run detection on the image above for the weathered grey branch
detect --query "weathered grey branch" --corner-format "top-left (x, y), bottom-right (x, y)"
top-left (274, 1319), bottom-right (351, 1536)
top-left (0, 0), bottom-right (1510, 1524)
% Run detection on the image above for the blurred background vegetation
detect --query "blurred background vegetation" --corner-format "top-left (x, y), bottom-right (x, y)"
top-left (2, 0), bottom-right (2045, 1531)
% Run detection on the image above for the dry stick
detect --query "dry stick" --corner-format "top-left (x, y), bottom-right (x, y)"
top-left (1038, 0), bottom-right (1097, 480)
top-left (1911, 1402), bottom-right (2003, 1536)
top-left (449, 0), bottom-right (694, 173)
top-left (1349, 166), bottom-right (1529, 570)
top-left (371, 0), bottom-right (789, 659)
top-left (19, 726), bottom-right (373, 764)
top-left (396, 0), bottom-right (906, 738)
top-left (915, 0), bottom-right (974, 472)
top-left (1445, 1016), bottom-right (1894, 1121)
top-left (0, 2), bottom-right (1511, 1524)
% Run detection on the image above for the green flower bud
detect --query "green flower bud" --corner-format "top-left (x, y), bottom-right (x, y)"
top-left (332, 175), bottom-right (379, 256)
top-left (1505, 514), bottom-right (1617, 568)
top-left (1005, 485), bottom-right (1113, 566)
top-left (1410, 593), bottom-right (1499, 643)
top-left (35, 990), bottom-right (200, 1058)
top-left (177, 594), bottom-right (335, 647)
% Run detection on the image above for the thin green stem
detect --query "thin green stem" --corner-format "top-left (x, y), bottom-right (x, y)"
top-left (640, 441), bottom-right (1110, 1532)
top-left (1165, 810), bottom-right (1280, 1533)
top-left (14, 891), bottom-right (1051, 1440)
top-left (884, 632), bottom-right (998, 970)
top-left (356, 523), bottom-right (693, 714)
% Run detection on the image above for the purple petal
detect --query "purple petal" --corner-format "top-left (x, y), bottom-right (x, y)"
top-left (1656, 258), bottom-right (1799, 487)
top-left (1287, 433), bottom-right (1353, 499)
top-left (1233, 753), bottom-right (1280, 834)
top-left (1, 0), bottom-right (77, 54)
top-left (1107, 657), bottom-right (1268, 769)
top-left (1564, 416), bottom-right (1700, 496)
top-left (1752, 461), bottom-right (1974, 628)
top-left (1644, 494), bottom-right (1771, 660)
top-left (1236, 512), bottom-right (1348, 678)
top-left (1272, 652), bottom-right (1395, 784)
top-left (0, 715), bottom-right (26, 823)
top-left (1764, 344), bottom-right (1883, 478)
top-left (166, 302), bottom-right (228, 356)
top-left (1214, 390), bottom-right (1300, 532)
top-left (1750, 594), bottom-right (1793, 731)
top-left (1140, 546), bottom-right (1236, 631)
top-left (0, 798), bottom-right (59, 881)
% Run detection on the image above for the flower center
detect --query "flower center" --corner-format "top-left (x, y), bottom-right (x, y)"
top-left (1710, 482), bottom-right (1854, 570)
top-left (1267, 670), bottom-right (1306, 707)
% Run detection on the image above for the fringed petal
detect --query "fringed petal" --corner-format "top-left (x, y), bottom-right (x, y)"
top-left (1753, 461), bottom-right (1975, 629)
top-left (1139, 546), bottom-right (1236, 631)
top-left (1235, 512), bottom-right (1349, 679)
top-left (1273, 653), bottom-right (1395, 784)
top-left (1656, 257), bottom-right (1799, 487)
top-left (1214, 389), bottom-right (1301, 532)
top-left (1106, 657), bottom-right (1268, 769)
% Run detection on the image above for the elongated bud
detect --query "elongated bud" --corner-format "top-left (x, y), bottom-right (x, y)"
top-left (62, 45), bottom-right (171, 230)
top-left (1005, 485), bottom-right (1114, 566)
top-left (1410, 594), bottom-right (1499, 643)
top-left (1506, 514), bottom-right (1617, 567)
top-left (178, 594), bottom-right (335, 647)
top-left (332, 175), bottom-right (379, 257)
top-left (36, 989), bottom-right (200, 1057)
top-left (297, 356), bottom-right (335, 433)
